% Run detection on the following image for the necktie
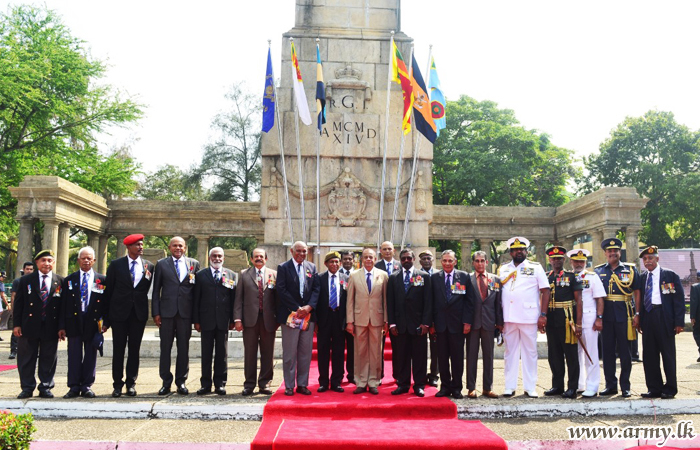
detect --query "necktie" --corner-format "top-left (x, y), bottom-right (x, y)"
top-left (478, 274), bottom-right (488, 301)
top-left (214, 269), bottom-right (220, 282)
top-left (130, 260), bottom-right (137, 286)
top-left (366, 272), bottom-right (372, 293)
top-left (330, 274), bottom-right (338, 309)
top-left (387, 261), bottom-right (392, 273)
top-left (258, 270), bottom-right (264, 311)
top-left (644, 272), bottom-right (653, 312)
top-left (174, 258), bottom-right (181, 281)
top-left (297, 263), bottom-right (304, 299)
top-left (81, 272), bottom-right (89, 313)
top-left (40, 274), bottom-right (49, 318)
top-left (445, 273), bottom-right (452, 300)
top-left (404, 270), bottom-right (411, 292)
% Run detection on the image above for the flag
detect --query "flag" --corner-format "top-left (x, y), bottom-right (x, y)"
top-left (410, 55), bottom-right (436, 143)
top-left (290, 41), bottom-right (312, 126)
top-left (315, 44), bottom-right (326, 132)
top-left (262, 48), bottom-right (275, 133)
top-left (391, 41), bottom-right (414, 135)
top-left (428, 56), bottom-right (446, 136)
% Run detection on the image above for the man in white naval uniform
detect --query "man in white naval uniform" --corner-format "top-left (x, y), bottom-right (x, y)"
top-left (498, 237), bottom-right (550, 398)
top-left (568, 249), bottom-right (606, 398)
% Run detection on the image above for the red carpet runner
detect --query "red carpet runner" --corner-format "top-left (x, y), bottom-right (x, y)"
top-left (251, 335), bottom-right (507, 450)
top-left (0, 365), bottom-right (17, 373)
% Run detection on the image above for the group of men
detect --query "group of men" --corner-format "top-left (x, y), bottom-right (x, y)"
top-left (4, 233), bottom-right (690, 401)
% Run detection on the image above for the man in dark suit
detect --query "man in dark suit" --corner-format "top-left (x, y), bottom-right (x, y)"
top-left (193, 247), bottom-right (236, 395)
top-left (466, 250), bottom-right (503, 399)
top-left (276, 241), bottom-right (320, 396)
top-left (315, 252), bottom-right (348, 393)
top-left (419, 250), bottom-right (439, 387)
top-left (13, 249), bottom-right (63, 399)
top-left (339, 250), bottom-right (355, 384)
top-left (637, 246), bottom-right (685, 399)
top-left (387, 248), bottom-right (432, 397)
top-left (691, 281), bottom-right (700, 363)
top-left (234, 248), bottom-right (277, 396)
top-left (152, 236), bottom-right (200, 396)
top-left (431, 249), bottom-right (474, 399)
top-left (58, 247), bottom-right (105, 398)
top-left (103, 234), bottom-right (155, 398)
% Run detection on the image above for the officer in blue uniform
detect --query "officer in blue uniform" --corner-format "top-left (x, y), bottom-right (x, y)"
top-left (594, 238), bottom-right (641, 398)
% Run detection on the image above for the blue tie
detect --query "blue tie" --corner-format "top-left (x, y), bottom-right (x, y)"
top-left (214, 269), bottom-right (220, 282)
top-left (130, 260), bottom-right (137, 286)
top-left (644, 272), bottom-right (653, 312)
top-left (297, 263), bottom-right (304, 299)
top-left (81, 272), bottom-right (89, 313)
top-left (404, 270), bottom-right (411, 292)
top-left (330, 274), bottom-right (338, 310)
top-left (174, 258), bottom-right (181, 281)
top-left (366, 272), bottom-right (372, 294)
top-left (445, 273), bottom-right (452, 300)
top-left (387, 262), bottom-right (393, 274)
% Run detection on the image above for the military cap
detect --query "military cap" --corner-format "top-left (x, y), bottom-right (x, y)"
top-left (324, 251), bottom-right (341, 263)
top-left (639, 245), bottom-right (659, 258)
top-left (546, 246), bottom-right (567, 258)
top-left (0, 271), bottom-right (6, 277)
top-left (566, 248), bottom-right (590, 261)
top-left (34, 249), bottom-right (55, 260)
top-left (418, 250), bottom-right (433, 258)
top-left (123, 234), bottom-right (145, 246)
top-left (507, 236), bottom-right (530, 249)
top-left (601, 237), bottom-right (622, 250)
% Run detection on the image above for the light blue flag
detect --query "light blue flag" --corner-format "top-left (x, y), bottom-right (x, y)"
top-left (428, 56), bottom-right (446, 136)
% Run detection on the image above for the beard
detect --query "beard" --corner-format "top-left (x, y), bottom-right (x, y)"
top-left (210, 261), bottom-right (223, 269)
top-left (512, 254), bottom-right (526, 264)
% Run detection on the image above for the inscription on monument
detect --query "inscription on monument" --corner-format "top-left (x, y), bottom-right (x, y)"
top-left (322, 120), bottom-right (377, 144)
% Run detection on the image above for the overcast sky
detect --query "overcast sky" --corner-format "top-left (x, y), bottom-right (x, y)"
top-left (6, 0), bottom-right (700, 176)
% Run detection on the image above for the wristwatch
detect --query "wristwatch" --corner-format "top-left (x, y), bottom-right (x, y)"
top-left (596, 315), bottom-right (603, 319)
top-left (540, 312), bottom-right (547, 318)
top-left (634, 312), bottom-right (640, 316)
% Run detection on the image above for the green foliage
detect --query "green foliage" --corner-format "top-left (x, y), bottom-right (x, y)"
top-left (432, 95), bottom-right (576, 207)
top-left (0, 410), bottom-right (35, 450)
top-left (137, 164), bottom-right (208, 201)
top-left (580, 110), bottom-right (700, 247)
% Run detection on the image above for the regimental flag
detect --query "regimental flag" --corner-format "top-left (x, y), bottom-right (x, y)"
top-left (315, 44), bottom-right (326, 132)
top-left (291, 41), bottom-right (312, 126)
top-left (428, 56), bottom-right (446, 136)
top-left (391, 41), bottom-right (414, 135)
top-left (410, 55), bottom-right (436, 143)
top-left (262, 48), bottom-right (275, 133)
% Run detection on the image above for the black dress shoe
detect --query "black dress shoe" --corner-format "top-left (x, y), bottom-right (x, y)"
top-left (296, 386), bottom-right (312, 395)
top-left (427, 379), bottom-right (438, 388)
top-left (17, 390), bottom-right (32, 399)
top-left (562, 389), bottom-right (577, 399)
top-left (197, 387), bottom-right (212, 395)
top-left (621, 390), bottom-right (631, 398)
top-left (126, 387), bottom-right (137, 397)
top-left (81, 389), bottom-right (96, 398)
top-left (285, 388), bottom-right (294, 396)
top-left (63, 390), bottom-right (79, 399)
top-left (331, 386), bottom-right (344, 393)
top-left (215, 387), bottom-right (226, 396)
top-left (391, 387), bottom-right (409, 395)
top-left (661, 392), bottom-right (675, 399)
top-left (258, 388), bottom-right (273, 395)
top-left (176, 384), bottom-right (189, 395)
top-left (414, 388), bottom-right (425, 397)
top-left (368, 387), bottom-right (379, 395)
top-left (158, 386), bottom-right (171, 396)
top-left (38, 390), bottom-right (53, 399)
top-left (241, 388), bottom-right (254, 396)
top-left (599, 387), bottom-right (618, 396)
top-left (353, 386), bottom-right (367, 394)
top-left (452, 390), bottom-right (464, 399)
top-left (9, 352), bottom-right (16, 359)
top-left (641, 391), bottom-right (661, 398)
top-left (112, 389), bottom-right (122, 398)
top-left (435, 390), bottom-right (451, 398)
top-left (317, 386), bottom-right (328, 393)
top-left (544, 387), bottom-right (564, 396)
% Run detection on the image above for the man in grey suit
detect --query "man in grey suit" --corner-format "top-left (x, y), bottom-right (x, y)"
top-left (466, 251), bottom-right (503, 399)
top-left (152, 236), bottom-right (200, 395)
top-left (234, 248), bottom-right (278, 396)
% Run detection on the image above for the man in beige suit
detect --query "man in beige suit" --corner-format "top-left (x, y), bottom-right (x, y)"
top-left (346, 248), bottom-right (388, 395)
top-left (234, 248), bottom-right (278, 396)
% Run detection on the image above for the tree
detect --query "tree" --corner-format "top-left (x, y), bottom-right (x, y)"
top-left (190, 83), bottom-right (261, 202)
top-left (580, 110), bottom-right (700, 247)
top-left (137, 164), bottom-right (207, 201)
top-left (432, 95), bottom-right (576, 208)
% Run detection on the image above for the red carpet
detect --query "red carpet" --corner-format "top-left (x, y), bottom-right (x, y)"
top-left (0, 365), bottom-right (17, 373)
top-left (251, 336), bottom-right (506, 450)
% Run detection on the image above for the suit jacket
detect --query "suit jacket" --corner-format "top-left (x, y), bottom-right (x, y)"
top-left (691, 283), bottom-right (700, 322)
top-left (346, 268), bottom-right (388, 327)
top-left (103, 256), bottom-right (154, 327)
top-left (469, 272), bottom-right (503, 330)
top-left (316, 270), bottom-right (349, 331)
top-left (431, 269), bottom-right (474, 333)
top-left (59, 270), bottom-right (106, 340)
top-left (14, 271), bottom-right (64, 339)
top-left (233, 266), bottom-right (277, 332)
top-left (639, 267), bottom-right (685, 336)
top-left (375, 259), bottom-right (400, 274)
top-left (387, 268), bottom-right (432, 334)
top-left (276, 259), bottom-right (320, 324)
top-left (151, 256), bottom-right (200, 319)
top-left (193, 267), bottom-right (237, 331)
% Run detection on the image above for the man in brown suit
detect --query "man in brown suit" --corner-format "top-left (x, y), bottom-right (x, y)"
top-left (234, 248), bottom-right (278, 396)
top-left (346, 248), bottom-right (388, 395)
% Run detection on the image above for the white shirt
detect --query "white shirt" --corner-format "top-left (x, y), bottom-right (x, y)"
top-left (384, 260), bottom-right (394, 272)
top-left (649, 265), bottom-right (662, 305)
top-left (499, 259), bottom-right (549, 324)
top-left (256, 266), bottom-right (266, 282)
top-left (79, 269), bottom-right (95, 309)
top-left (576, 271), bottom-right (606, 315)
top-left (39, 271), bottom-right (53, 291)
top-left (328, 271), bottom-right (340, 297)
top-left (403, 267), bottom-right (413, 281)
top-left (127, 256), bottom-right (143, 287)
top-left (173, 258), bottom-right (186, 282)
top-left (211, 266), bottom-right (223, 279)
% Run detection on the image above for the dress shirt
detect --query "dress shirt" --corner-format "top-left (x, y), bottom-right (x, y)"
top-left (173, 258), bottom-right (186, 282)
top-left (128, 256), bottom-right (143, 287)
top-left (649, 265), bottom-right (662, 305)
top-left (80, 269), bottom-right (95, 308)
top-left (211, 267), bottom-right (222, 279)
top-left (384, 260), bottom-right (393, 273)
top-left (328, 271), bottom-right (340, 310)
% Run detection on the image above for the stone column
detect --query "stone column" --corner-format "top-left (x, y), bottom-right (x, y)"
top-left (625, 227), bottom-right (641, 266)
top-left (562, 236), bottom-right (576, 252)
top-left (56, 222), bottom-right (71, 276)
top-left (86, 231), bottom-right (100, 254)
top-left (97, 235), bottom-right (109, 274)
top-left (116, 235), bottom-right (127, 259)
top-left (480, 239), bottom-right (493, 273)
top-left (460, 239), bottom-right (473, 272)
top-left (591, 229), bottom-right (605, 266)
top-left (533, 240), bottom-right (547, 265)
top-left (42, 219), bottom-right (60, 257)
top-left (16, 219), bottom-right (34, 278)
top-left (196, 235), bottom-right (210, 268)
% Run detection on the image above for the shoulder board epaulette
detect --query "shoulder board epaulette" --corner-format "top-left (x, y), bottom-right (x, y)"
top-left (594, 263), bottom-right (606, 268)
top-left (530, 261), bottom-right (541, 265)
top-left (623, 262), bottom-right (636, 267)
top-left (584, 270), bottom-right (595, 275)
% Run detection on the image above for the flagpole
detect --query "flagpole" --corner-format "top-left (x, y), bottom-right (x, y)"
top-left (290, 37), bottom-right (307, 243)
top-left (401, 45), bottom-right (433, 249)
top-left (390, 43), bottom-right (414, 245)
top-left (315, 38), bottom-right (322, 267)
top-left (377, 31), bottom-right (395, 250)
top-left (270, 39), bottom-right (294, 244)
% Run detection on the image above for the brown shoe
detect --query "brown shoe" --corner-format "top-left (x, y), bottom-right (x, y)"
top-left (467, 390), bottom-right (478, 399)
top-left (483, 390), bottom-right (499, 399)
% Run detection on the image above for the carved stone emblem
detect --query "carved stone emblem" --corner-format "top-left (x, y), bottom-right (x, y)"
top-left (328, 168), bottom-right (367, 227)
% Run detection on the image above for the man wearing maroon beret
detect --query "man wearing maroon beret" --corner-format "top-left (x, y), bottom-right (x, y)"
top-left (103, 234), bottom-right (155, 397)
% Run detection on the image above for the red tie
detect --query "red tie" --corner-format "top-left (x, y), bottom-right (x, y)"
top-left (258, 270), bottom-right (264, 312)
top-left (478, 274), bottom-right (488, 301)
